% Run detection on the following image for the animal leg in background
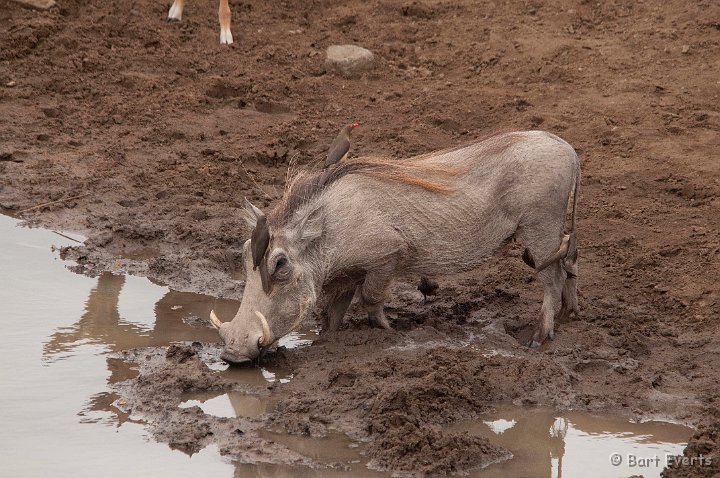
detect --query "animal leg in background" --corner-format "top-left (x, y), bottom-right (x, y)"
top-left (218, 0), bottom-right (233, 44)
top-left (166, 0), bottom-right (184, 21)
top-left (166, 0), bottom-right (233, 44)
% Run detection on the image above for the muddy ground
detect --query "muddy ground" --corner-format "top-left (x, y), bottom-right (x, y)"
top-left (1, 0), bottom-right (719, 475)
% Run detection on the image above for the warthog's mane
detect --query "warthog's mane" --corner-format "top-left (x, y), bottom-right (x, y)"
top-left (268, 159), bottom-right (460, 226)
top-left (268, 132), bottom-right (521, 227)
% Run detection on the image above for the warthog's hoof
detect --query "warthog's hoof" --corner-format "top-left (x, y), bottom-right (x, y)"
top-left (528, 340), bottom-right (543, 349)
top-left (370, 314), bottom-right (392, 330)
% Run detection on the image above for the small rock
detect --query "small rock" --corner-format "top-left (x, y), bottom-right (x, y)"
top-left (41, 107), bottom-right (61, 118)
top-left (417, 66), bottom-right (432, 77)
top-left (681, 44), bottom-right (690, 54)
top-left (325, 44), bottom-right (375, 78)
top-left (6, 80), bottom-right (16, 88)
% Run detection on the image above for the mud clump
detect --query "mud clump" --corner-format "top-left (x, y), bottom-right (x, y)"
top-left (370, 423), bottom-right (509, 474)
top-left (271, 345), bottom-right (573, 473)
top-left (130, 345), bottom-right (233, 400)
top-left (113, 344), bottom-right (316, 466)
top-left (664, 420), bottom-right (720, 477)
top-left (362, 349), bottom-right (513, 471)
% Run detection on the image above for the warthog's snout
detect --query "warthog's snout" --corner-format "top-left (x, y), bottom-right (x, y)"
top-left (220, 349), bottom-right (252, 365)
top-left (210, 310), bottom-right (273, 366)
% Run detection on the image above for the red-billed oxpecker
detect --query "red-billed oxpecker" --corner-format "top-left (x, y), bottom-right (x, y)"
top-left (325, 123), bottom-right (359, 168)
top-left (246, 199), bottom-right (272, 294)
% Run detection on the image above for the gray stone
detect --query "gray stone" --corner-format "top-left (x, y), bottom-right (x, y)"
top-left (325, 45), bottom-right (375, 78)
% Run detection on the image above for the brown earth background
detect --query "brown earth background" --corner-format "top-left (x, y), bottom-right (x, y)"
top-left (1, 0), bottom-right (719, 475)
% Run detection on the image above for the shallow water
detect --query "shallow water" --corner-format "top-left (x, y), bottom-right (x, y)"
top-left (180, 391), bottom-right (274, 418)
top-left (0, 215), bottom-right (694, 477)
top-left (459, 406), bottom-right (693, 478)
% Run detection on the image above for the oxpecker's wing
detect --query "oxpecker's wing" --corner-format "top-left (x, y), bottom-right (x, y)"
top-left (325, 135), bottom-right (350, 168)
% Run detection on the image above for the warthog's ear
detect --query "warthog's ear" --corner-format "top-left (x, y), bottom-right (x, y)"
top-left (296, 206), bottom-right (324, 246)
top-left (242, 198), bottom-right (264, 230)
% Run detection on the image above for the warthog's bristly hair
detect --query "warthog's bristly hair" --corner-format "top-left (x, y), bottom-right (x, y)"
top-left (269, 159), bottom-right (465, 226)
top-left (267, 132), bottom-right (525, 227)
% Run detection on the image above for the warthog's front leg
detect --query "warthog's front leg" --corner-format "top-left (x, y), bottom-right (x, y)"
top-left (323, 288), bottom-right (355, 332)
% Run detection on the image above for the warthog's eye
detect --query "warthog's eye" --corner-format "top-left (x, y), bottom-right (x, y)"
top-left (271, 254), bottom-right (291, 281)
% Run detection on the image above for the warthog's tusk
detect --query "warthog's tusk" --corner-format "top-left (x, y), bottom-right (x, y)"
top-left (255, 311), bottom-right (271, 347)
top-left (209, 310), bottom-right (224, 330)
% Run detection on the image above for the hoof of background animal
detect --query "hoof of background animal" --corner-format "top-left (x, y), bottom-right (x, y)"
top-left (528, 340), bottom-right (542, 349)
top-left (166, 3), bottom-right (182, 22)
top-left (220, 29), bottom-right (233, 44)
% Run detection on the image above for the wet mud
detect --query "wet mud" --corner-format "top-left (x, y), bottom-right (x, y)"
top-left (1, 0), bottom-right (719, 475)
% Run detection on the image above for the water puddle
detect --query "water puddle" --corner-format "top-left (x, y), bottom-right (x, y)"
top-left (179, 391), bottom-right (274, 418)
top-left (226, 406), bottom-right (694, 478)
top-left (0, 214), bottom-right (694, 478)
top-left (235, 431), bottom-right (385, 477)
top-left (0, 215), bottom-right (312, 477)
top-left (455, 406), bottom-right (694, 478)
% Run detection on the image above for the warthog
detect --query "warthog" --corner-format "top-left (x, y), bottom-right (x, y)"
top-left (210, 130), bottom-right (580, 364)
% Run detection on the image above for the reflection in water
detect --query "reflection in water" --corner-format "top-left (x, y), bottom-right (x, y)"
top-left (455, 406), bottom-right (693, 478)
top-left (234, 431), bottom-right (386, 478)
top-left (79, 357), bottom-right (140, 427)
top-left (220, 407), bottom-right (694, 478)
top-left (43, 271), bottom-right (317, 369)
top-left (43, 272), bottom-right (239, 360)
top-left (41, 270), bottom-right (309, 425)
top-left (0, 215), bottom-right (234, 477)
top-left (180, 391), bottom-right (275, 418)
top-left (39, 268), bottom-right (310, 434)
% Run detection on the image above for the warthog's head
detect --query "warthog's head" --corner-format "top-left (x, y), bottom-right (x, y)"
top-left (210, 199), bottom-right (319, 365)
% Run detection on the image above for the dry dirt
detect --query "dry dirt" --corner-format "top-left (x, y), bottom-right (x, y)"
top-left (1, 0), bottom-right (719, 475)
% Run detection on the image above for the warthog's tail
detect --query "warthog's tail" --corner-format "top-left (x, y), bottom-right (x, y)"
top-left (529, 162), bottom-right (580, 274)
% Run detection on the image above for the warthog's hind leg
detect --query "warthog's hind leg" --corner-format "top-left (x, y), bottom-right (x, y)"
top-left (557, 251), bottom-right (579, 323)
top-left (530, 262), bottom-right (564, 348)
top-left (517, 220), bottom-right (567, 347)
